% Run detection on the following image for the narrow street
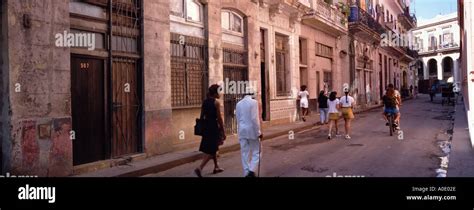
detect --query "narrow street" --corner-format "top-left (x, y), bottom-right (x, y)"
top-left (146, 94), bottom-right (456, 177)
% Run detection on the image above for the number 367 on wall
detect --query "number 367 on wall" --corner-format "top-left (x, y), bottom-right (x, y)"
top-left (80, 62), bottom-right (90, 69)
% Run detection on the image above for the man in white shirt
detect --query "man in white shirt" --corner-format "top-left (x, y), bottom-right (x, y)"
top-left (236, 87), bottom-right (263, 177)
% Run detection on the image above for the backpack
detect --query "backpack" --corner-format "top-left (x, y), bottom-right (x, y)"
top-left (383, 95), bottom-right (397, 108)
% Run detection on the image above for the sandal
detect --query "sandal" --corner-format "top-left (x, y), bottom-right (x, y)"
top-left (213, 168), bottom-right (224, 174)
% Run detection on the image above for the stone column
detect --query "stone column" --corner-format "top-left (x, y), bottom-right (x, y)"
top-left (143, 0), bottom-right (173, 155)
top-left (437, 58), bottom-right (443, 80)
top-left (453, 58), bottom-right (459, 84)
top-left (206, 1), bottom-right (223, 86)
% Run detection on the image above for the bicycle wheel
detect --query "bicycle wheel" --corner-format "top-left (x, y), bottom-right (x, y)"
top-left (389, 115), bottom-right (394, 136)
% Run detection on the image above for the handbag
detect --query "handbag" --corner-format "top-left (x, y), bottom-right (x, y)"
top-left (194, 108), bottom-right (206, 136)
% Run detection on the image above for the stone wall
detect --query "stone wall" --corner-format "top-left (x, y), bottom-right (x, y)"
top-left (6, 0), bottom-right (72, 176)
top-left (143, 0), bottom-right (173, 156)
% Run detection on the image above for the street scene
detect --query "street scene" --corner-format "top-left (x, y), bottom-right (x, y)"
top-left (4, 0), bottom-right (474, 209)
top-left (1, 0), bottom-right (473, 179)
top-left (147, 95), bottom-right (456, 177)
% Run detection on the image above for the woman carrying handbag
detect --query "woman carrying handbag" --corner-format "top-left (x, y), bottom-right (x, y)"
top-left (194, 84), bottom-right (226, 177)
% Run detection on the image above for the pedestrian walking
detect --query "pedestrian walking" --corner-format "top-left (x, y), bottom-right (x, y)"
top-left (414, 86), bottom-right (418, 99)
top-left (194, 84), bottom-right (226, 178)
top-left (236, 87), bottom-right (263, 178)
top-left (339, 87), bottom-right (356, 140)
top-left (318, 90), bottom-right (329, 125)
top-left (298, 85), bottom-right (310, 122)
top-left (327, 91), bottom-right (340, 140)
top-left (430, 85), bottom-right (436, 102)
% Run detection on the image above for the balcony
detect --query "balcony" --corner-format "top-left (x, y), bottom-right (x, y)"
top-left (406, 47), bottom-right (418, 58)
top-left (384, 21), bottom-right (396, 32)
top-left (440, 42), bottom-right (459, 49)
top-left (419, 43), bottom-right (460, 55)
top-left (398, 8), bottom-right (417, 30)
top-left (301, 0), bottom-right (348, 35)
top-left (400, 46), bottom-right (418, 62)
top-left (348, 5), bottom-right (386, 41)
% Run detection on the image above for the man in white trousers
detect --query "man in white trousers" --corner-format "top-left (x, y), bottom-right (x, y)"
top-left (236, 87), bottom-right (263, 178)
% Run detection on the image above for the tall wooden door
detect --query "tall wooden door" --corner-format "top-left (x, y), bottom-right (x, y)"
top-left (109, 0), bottom-right (142, 157)
top-left (111, 58), bottom-right (140, 157)
top-left (72, 56), bottom-right (107, 165)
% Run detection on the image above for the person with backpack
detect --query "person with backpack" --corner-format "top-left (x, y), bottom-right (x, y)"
top-left (383, 84), bottom-right (401, 130)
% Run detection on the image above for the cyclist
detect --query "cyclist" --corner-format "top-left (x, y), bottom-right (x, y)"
top-left (383, 84), bottom-right (401, 130)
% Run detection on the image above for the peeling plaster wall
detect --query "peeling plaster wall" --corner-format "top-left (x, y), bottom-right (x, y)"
top-left (6, 0), bottom-right (72, 176)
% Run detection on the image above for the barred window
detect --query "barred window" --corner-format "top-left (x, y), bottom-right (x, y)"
top-left (316, 42), bottom-right (333, 59)
top-left (171, 33), bottom-right (208, 108)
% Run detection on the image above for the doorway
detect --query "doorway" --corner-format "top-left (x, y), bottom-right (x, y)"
top-left (71, 56), bottom-right (108, 165)
top-left (71, 0), bottom-right (142, 165)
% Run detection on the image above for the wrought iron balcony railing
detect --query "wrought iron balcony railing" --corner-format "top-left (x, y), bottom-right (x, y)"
top-left (348, 6), bottom-right (386, 35)
top-left (403, 8), bottom-right (417, 25)
top-left (302, 0), bottom-right (348, 30)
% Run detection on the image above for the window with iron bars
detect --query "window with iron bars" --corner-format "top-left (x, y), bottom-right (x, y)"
top-left (316, 42), bottom-right (333, 59)
top-left (276, 34), bottom-right (291, 97)
top-left (171, 33), bottom-right (208, 108)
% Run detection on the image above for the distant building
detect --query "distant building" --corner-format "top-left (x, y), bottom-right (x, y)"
top-left (0, 0), bottom-right (419, 176)
top-left (412, 13), bottom-right (460, 93)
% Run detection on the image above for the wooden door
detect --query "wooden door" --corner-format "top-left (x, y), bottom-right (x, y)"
top-left (72, 56), bottom-right (107, 165)
top-left (111, 58), bottom-right (140, 158)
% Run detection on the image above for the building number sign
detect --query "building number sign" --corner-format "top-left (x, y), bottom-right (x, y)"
top-left (80, 62), bottom-right (90, 69)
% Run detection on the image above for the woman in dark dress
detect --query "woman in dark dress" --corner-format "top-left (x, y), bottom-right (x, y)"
top-left (194, 84), bottom-right (226, 177)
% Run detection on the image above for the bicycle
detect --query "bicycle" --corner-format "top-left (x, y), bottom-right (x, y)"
top-left (387, 113), bottom-right (396, 136)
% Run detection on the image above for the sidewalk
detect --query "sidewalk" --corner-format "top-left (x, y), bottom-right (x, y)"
top-left (76, 103), bottom-right (386, 177)
top-left (448, 101), bottom-right (474, 177)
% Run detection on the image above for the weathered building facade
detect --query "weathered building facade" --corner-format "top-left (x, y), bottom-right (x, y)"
top-left (412, 13), bottom-right (460, 94)
top-left (0, 0), bottom-right (173, 176)
top-left (299, 0), bottom-right (350, 113)
top-left (348, 0), bottom-right (417, 107)
top-left (0, 0), bottom-right (417, 176)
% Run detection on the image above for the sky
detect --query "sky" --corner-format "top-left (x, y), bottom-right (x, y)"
top-left (411, 0), bottom-right (458, 22)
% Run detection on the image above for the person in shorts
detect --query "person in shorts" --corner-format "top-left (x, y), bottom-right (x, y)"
top-left (339, 88), bottom-right (355, 140)
top-left (298, 85), bottom-right (310, 122)
top-left (382, 84), bottom-right (401, 130)
top-left (327, 91), bottom-right (340, 139)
